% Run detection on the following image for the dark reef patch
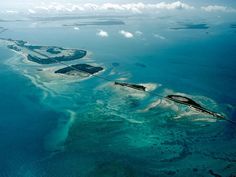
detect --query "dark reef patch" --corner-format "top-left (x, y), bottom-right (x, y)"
top-left (135, 62), bottom-right (147, 68)
top-left (112, 62), bottom-right (120, 67)
top-left (209, 169), bottom-right (222, 177)
top-left (161, 141), bottom-right (191, 162)
top-left (230, 24), bottom-right (236, 28)
top-left (88, 162), bottom-right (137, 177)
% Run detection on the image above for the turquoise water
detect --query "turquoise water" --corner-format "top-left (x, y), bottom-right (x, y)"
top-left (0, 47), bottom-right (59, 176)
top-left (0, 16), bottom-right (236, 176)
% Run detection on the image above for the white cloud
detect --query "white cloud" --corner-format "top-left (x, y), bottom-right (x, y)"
top-left (33, 1), bottom-right (194, 14)
top-left (6, 10), bottom-right (18, 14)
top-left (73, 27), bottom-right (80, 30)
top-left (83, 3), bottom-right (98, 11)
top-left (120, 30), bottom-right (134, 38)
top-left (28, 9), bottom-right (36, 14)
top-left (97, 30), bottom-right (109, 37)
top-left (154, 34), bottom-right (166, 40)
top-left (201, 5), bottom-right (236, 13)
top-left (154, 1), bottom-right (194, 10)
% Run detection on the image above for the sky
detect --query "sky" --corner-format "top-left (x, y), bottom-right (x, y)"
top-left (1, 0), bottom-right (236, 16)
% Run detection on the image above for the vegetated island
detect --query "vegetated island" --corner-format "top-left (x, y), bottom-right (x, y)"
top-left (166, 95), bottom-right (224, 119)
top-left (112, 84), bottom-right (225, 119)
top-left (55, 64), bottom-right (104, 76)
top-left (114, 82), bottom-right (146, 91)
top-left (1, 38), bottom-right (87, 64)
top-left (0, 38), bottom-right (105, 77)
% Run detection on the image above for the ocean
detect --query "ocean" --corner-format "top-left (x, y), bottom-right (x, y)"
top-left (0, 15), bottom-right (236, 176)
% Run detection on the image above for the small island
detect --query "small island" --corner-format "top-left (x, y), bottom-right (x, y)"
top-left (166, 95), bottom-right (224, 119)
top-left (166, 95), bottom-right (202, 108)
top-left (55, 64), bottom-right (104, 75)
top-left (2, 38), bottom-right (87, 64)
top-left (114, 82), bottom-right (146, 91)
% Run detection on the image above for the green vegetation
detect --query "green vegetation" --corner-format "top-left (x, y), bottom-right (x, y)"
top-left (55, 64), bottom-right (103, 75)
top-left (5, 39), bottom-right (87, 64)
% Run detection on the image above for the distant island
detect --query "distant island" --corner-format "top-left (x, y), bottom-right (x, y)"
top-left (64, 20), bottom-right (125, 27)
top-left (170, 23), bottom-right (209, 30)
top-left (0, 27), bottom-right (7, 34)
top-left (2, 38), bottom-right (87, 64)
